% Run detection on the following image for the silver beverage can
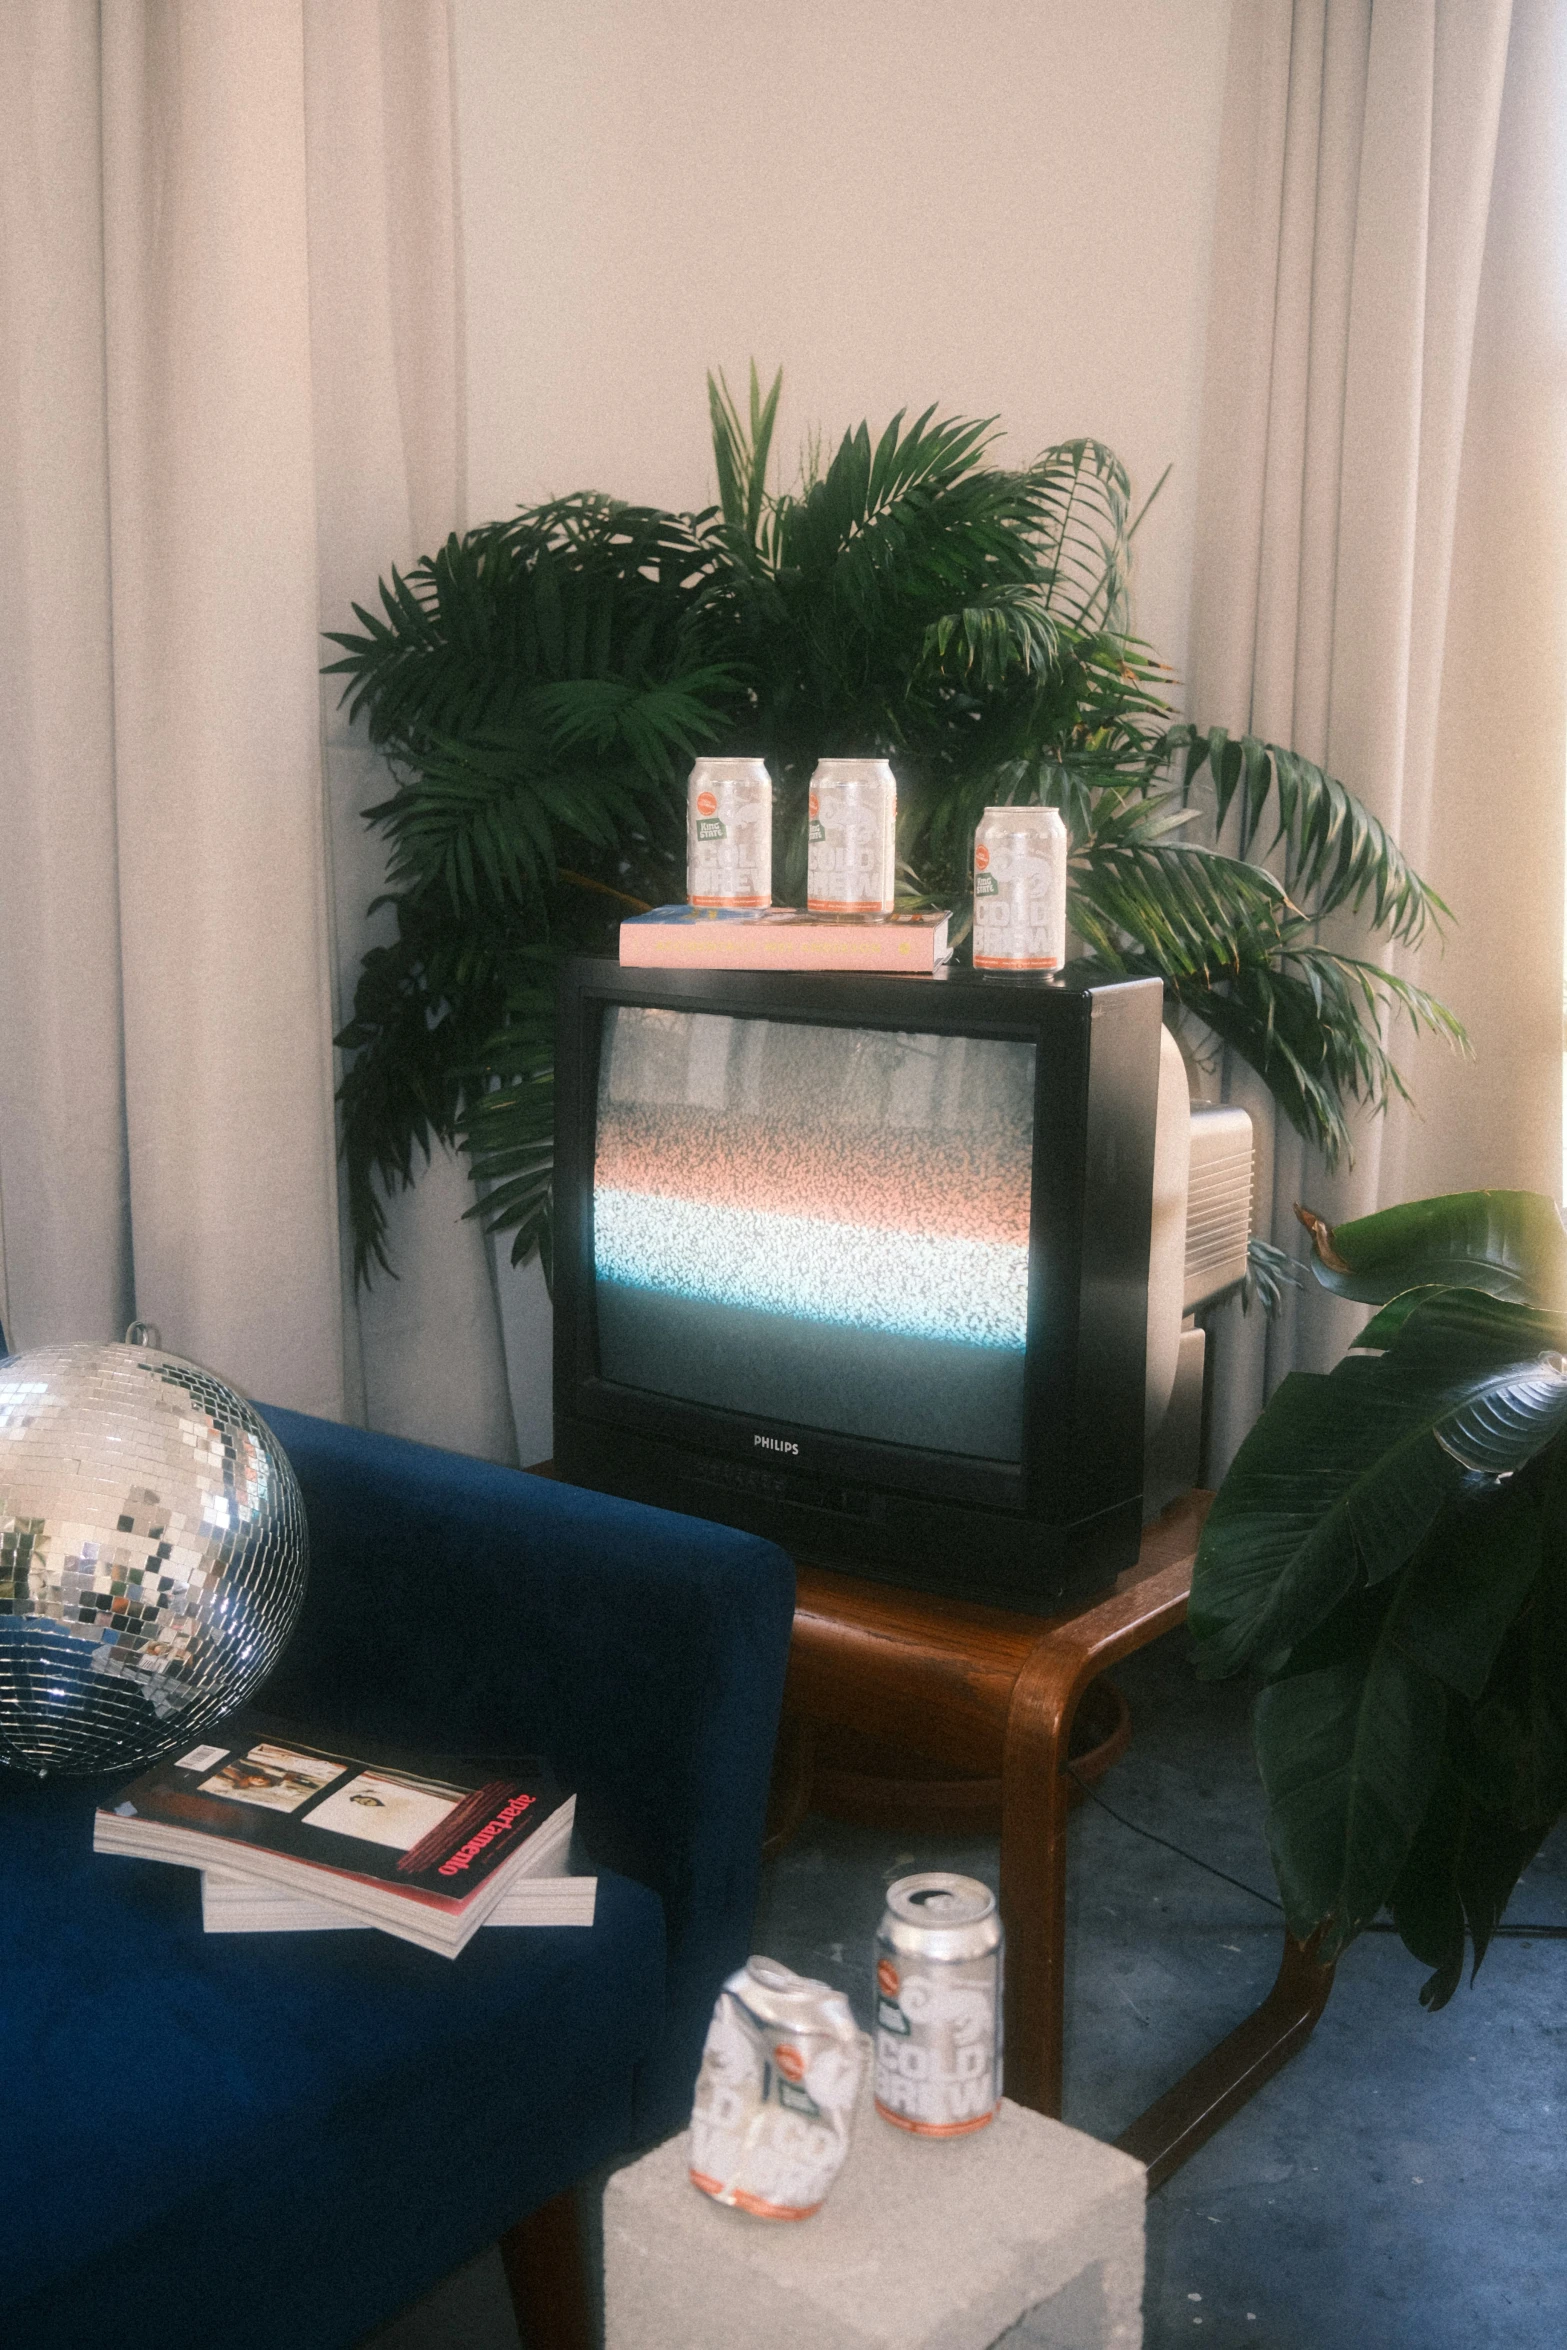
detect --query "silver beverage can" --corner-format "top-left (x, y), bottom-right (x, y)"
top-left (687, 757), bottom-right (773, 907)
top-left (874, 1873), bottom-right (1003, 2137)
top-left (973, 804), bottom-right (1067, 970)
top-left (689, 1956), bottom-right (865, 2219)
top-left (807, 757), bottom-right (897, 914)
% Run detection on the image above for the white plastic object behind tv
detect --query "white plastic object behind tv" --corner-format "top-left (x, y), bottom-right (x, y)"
top-left (1143, 1028), bottom-right (1253, 1513)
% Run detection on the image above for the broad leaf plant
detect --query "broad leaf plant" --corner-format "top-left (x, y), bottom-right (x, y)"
top-left (1191, 1190), bottom-right (1567, 2004)
top-left (326, 366), bottom-right (1465, 1282)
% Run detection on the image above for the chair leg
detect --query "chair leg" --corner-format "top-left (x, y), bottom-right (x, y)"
top-left (498, 2187), bottom-right (595, 2350)
top-left (761, 1713), bottom-right (816, 1858)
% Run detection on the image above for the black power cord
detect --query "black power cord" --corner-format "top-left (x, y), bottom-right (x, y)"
top-left (1065, 1763), bottom-right (1567, 1939)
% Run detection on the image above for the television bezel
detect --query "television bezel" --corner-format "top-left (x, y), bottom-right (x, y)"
top-left (552, 957), bottom-right (1163, 1606)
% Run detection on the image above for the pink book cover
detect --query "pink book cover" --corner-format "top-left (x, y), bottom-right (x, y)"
top-left (620, 905), bottom-right (952, 972)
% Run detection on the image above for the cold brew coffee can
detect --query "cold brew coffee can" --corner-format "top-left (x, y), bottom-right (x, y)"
top-left (689, 1956), bottom-right (865, 2218)
top-left (687, 758), bottom-right (773, 908)
top-left (806, 758), bottom-right (897, 914)
top-left (972, 804), bottom-right (1067, 970)
top-left (874, 1873), bottom-right (1003, 2136)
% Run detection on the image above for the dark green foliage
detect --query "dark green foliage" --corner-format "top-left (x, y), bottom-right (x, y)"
top-left (1191, 1190), bottom-right (1567, 2003)
top-left (325, 367), bottom-right (1465, 1276)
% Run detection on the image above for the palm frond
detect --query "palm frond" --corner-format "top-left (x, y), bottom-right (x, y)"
top-left (707, 363), bottom-right (783, 545)
top-left (921, 586), bottom-right (1061, 690)
top-left (324, 498), bottom-right (724, 749)
top-left (770, 408), bottom-right (1021, 609)
top-left (1019, 440), bottom-right (1133, 633)
top-left (459, 955), bottom-right (560, 1282)
top-left (333, 904), bottom-right (510, 1284)
top-left (365, 740), bottom-right (661, 916)
top-left (1168, 725), bottom-right (1449, 943)
top-left (1071, 836), bottom-right (1295, 982)
top-left (1168, 941), bottom-right (1470, 1167)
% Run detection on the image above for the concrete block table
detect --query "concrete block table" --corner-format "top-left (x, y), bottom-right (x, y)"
top-left (604, 2062), bottom-right (1145, 2350)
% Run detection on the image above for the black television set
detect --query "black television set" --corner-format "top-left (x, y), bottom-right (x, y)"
top-left (551, 957), bottom-right (1165, 1609)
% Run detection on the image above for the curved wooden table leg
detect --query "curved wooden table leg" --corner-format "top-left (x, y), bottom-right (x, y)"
top-left (998, 1554), bottom-right (1196, 2117)
top-left (998, 1632), bottom-right (1097, 2114)
top-left (1116, 1932), bottom-right (1336, 2191)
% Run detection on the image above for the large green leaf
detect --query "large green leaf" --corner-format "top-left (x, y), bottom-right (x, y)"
top-left (1254, 1637), bottom-right (1448, 1957)
top-left (1296, 1190), bottom-right (1567, 1315)
top-left (1385, 1756), bottom-right (1471, 2007)
top-left (1251, 1467), bottom-right (1563, 1965)
top-left (1389, 1476), bottom-right (1549, 1703)
top-left (1191, 1289), bottom-right (1567, 1679)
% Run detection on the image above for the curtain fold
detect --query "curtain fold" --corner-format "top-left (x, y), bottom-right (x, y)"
top-left (0, 0), bottom-right (517, 1460)
top-left (305, 0), bottom-right (518, 1462)
top-left (98, 2), bottom-right (344, 1415)
top-left (0, 0), bottom-right (131, 1357)
top-left (1187, 0), bottom-right (1567, 1471)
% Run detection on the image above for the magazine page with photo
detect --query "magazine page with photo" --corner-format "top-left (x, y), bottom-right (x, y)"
top-left (93, 1714), bottom-right (577, 1954)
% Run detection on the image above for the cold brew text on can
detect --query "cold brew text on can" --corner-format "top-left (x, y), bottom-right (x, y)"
top-left (687, 757), bottom-right (773, 908)
top-left (973, 804), bottom-right (1067, 971)
top-left (689, 1956), bottom-right (865, 2219)
top-left (874, 1873), bottom-right (1002, 2137)
top-left (806, 758), bottom-right (897, 915)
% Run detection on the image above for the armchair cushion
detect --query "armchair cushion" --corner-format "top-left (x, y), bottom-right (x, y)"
top-left (254, 1407), bottom-right (796, 2139)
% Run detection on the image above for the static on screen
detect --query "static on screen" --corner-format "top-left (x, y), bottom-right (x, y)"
top-left (591, 1008), bottom-right (1036, 1462)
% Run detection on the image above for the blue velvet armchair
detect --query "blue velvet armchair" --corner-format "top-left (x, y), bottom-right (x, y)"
top-left (0, 1408), bottom-right (795, 2350)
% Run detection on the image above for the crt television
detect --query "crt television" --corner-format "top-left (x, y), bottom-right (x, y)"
top-left (552, 957), bottom-right (1165, 1609)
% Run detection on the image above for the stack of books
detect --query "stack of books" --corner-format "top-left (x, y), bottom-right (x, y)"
top-left (93, 1715), bottom-right (593, 1956)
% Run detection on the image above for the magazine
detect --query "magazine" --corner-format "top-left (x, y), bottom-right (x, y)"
top-left (199, 1862), bottom-right (596, 1932)
top-left (93, 1714), bottom-right (578, 1957)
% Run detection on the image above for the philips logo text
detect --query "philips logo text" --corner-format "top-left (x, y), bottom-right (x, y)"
top-left (754, 1435), bottom-right (800, 1457)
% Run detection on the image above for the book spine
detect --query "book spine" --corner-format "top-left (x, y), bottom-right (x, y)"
top-left (620, 926), bottom-right (941, 973)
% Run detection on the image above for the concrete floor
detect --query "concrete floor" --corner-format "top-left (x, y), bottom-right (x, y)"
top-left (365, 1630), bottom-right (1567, 2350)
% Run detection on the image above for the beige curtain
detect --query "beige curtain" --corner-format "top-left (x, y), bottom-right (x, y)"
top-left (305, 1), bottom-right (518, 1463)
top-left (1187, 0), bottom-right (1567, 1471)
top-left (0, 0), bottom-right (516, 1460)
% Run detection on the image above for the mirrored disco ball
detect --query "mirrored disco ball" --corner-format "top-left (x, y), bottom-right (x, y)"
top-left (0, 1340), bottom-right (308, 1778)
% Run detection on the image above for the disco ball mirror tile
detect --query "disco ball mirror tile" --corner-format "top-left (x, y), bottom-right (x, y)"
top-left (0, 1341), bottom-right (308, 1778)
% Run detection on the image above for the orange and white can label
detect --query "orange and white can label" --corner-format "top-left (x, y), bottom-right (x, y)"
top-left (688, 1957), bottom-right (864, 2219)
top-left (806, 758), bottom-right (897, 915)
top-left (687, 758), bottom-right (773, 909)
top-left (973, 804), bottom-right (1066, 971)
top-left (874, 1872), bottom-right (1002, 2136)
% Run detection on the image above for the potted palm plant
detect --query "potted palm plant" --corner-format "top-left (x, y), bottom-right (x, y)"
top-left (326, 365), bottom-right (1462, 1283)
top-left (1190, 1189), bottom-right (1567, 2003)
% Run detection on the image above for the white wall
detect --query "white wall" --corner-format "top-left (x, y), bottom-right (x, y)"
top-left (451, 0), bottom-right (1235, 1456)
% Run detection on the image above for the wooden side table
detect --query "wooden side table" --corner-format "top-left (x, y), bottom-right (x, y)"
top-left (774, 1490), bottom-right (1335, 2188)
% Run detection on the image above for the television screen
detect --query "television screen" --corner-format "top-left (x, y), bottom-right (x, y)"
top-left (555, 959), bottom-right (1163, 1607)
top-left (592, 1005), bottom-right (1036, 1461)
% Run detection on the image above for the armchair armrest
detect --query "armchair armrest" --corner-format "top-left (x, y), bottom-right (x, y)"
top-left (256, 1407), bottom-right (795, 2136)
